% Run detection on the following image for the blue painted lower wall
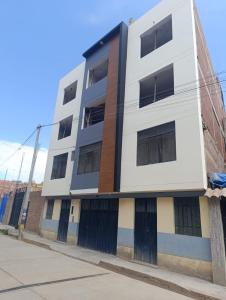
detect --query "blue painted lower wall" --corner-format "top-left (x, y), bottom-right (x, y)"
top-left (117, 228), bottom-right (134, 248)
top-left (68, 222), bottom-right (79, 236)
top-left (41, 219), bottom-right (58, 232)
top-left (41, 219), bottom-right (78, 237)
top-left (117, 228), bottom-right (212, 262)
top-left (158, 233), bottom-right (212, 261)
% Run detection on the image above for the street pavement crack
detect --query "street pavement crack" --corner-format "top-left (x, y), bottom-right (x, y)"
top-left (0, 265), bottom-right (24, 285)
top-left (0, 272), bottom-right (109, 294)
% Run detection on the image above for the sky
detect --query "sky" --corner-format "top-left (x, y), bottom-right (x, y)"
top-left (0, 0), bottom-right (225, 182)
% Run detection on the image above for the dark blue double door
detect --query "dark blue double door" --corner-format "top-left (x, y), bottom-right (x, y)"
top-left (134, 198), bottom-right (157, 264)
top-left (78, 199), bottom-right (118, 254)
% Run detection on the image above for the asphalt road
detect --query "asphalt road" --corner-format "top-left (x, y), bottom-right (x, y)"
top-left (0, 234), bottom-right (193, 300)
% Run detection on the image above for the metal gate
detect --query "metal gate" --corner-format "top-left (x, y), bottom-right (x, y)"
top-left (78, 199), bottom-right (118, 254)
top-left (0, 194), bottom-right (9, 223)
top-left (9, 190), bottom-right (25, 228)
top-left (134, 198), bottom-right (157, 264)
top-left (57, 199), bottom-right (71, 242)
top-left (221, 197), bottom-right (226, 253)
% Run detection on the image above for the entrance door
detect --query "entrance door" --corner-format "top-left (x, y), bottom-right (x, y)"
top-left (57, 199), bottom-right (71, 242)
top-left (78, 199), bottom-right (118, 254)
top-left (9, 191), bottom-right (25, 228)
top-left (134, 198), bottom-right (157, 264)
top-left (221, 197), bottom-right (226, 253)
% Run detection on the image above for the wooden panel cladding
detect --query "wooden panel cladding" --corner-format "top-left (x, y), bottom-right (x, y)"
top-left (195, 7), bottom-right (225, 172)
top-left (99, 35), bottom-right (120, 192)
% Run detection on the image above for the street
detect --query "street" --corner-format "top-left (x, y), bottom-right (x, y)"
top-left (0, 234), bottom-right (193, 300)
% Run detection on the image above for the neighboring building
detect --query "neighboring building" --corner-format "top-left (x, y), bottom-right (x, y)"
top-left (25, 191), bottom-right (45, 234)
top-left (0, 180), bottom-right (18, 198)
top-left (41, 0), bottom-right (226, 283)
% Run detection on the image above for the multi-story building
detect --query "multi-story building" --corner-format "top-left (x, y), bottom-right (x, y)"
top-left (41, 0), bottom-right (226, 284)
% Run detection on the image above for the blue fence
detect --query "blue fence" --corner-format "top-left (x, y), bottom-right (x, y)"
top-left (0, 193), bottom-right (9, 223)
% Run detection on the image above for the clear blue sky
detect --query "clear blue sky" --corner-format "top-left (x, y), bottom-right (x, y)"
top-left (0, 0), bottom-right (225, 149)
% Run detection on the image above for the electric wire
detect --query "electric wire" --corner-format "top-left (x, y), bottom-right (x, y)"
top-left (0, 128), bottom-right (37, 167)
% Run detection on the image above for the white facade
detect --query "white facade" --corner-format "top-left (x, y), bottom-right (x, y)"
top-left (42, 63), bottom-right (85, 196)
top-left (120, 0), bottom-right (207, 192)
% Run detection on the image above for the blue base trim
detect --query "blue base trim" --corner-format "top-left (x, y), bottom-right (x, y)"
top-left (158, 233), bottom-right (212, 261)
top-left (117, 228), bottom-right (134, 248)
top-left (68, 222), bottom-right (78, 236)
top-left (41, 219), bottom-right (59, 232)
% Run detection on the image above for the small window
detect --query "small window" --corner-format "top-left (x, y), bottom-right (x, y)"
top-left (51, 153), bottom-right (68, 179)
top-left (139, 64), bottom-right (174, 108)
top-left (71, 206), bottom-right (74, 214)
top-left (137, 121), bottom-right (176, 166)
top-left (174, 197), bottom-right (202, 236)
top-left (71, 150), bottom-right (75, 161)
top-left (58, 115), bottom-right (73, 140)
top-left (88, 60), bottom-right (108, 87)
top-left (77, 142), bottom-right (102, 174)
top-left (141, 15), bottom-right (172, 58)
top-left (46, 199), bottom-right (54, 220)
top-left (84, 103), bottom-right (105, 128)
top-left (63, 81), bottom-right (77, 105)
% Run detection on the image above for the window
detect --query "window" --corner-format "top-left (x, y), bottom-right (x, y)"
top-left (141, 15), bottom-right (172, 58)
top-left (51, 153), bottom-right (68, 179)
top-left (77, 142), bottom-right (102, 174)
top-left (139, 64), bottom-right (174, 108)
top-left (137, 121), bottom-right (176, 166)
top-left (174, 197), bottom-right (202, 236)
top-left (88, 60), bottom-right (108, 87)
top-left (84, 103), bottom-right (105, 128)
top-left (63, 81), bottom-right (77, 105)
top-left (46, 199), bottom-right (54, 220)
top-left (71, 150), bottom-right (75, 161)
top-left (58, 115), bottom-right (73, 140)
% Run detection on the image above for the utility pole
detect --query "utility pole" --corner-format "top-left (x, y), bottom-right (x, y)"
top-left (3, 169), bottom-right (8, 181)
top-left (18, 125), bottom-right (41, 238)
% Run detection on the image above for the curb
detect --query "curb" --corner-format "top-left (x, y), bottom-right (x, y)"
top-left (22, 238), bottom-right (51, 250)
top-left (13, 235), bottom-right (222, 300)
top-left (99, 261), bottom-right (220, 300)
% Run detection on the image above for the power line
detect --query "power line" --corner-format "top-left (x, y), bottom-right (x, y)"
top-left (43, 87), bottom-right (226, 154)
top-left (0, 128), bottom-right (37, 168)
top-left (40, 76), bottom-right (226, 129)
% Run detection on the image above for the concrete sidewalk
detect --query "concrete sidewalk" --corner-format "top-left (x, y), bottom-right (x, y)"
top-left (1, 225), bottom-right (226, 300)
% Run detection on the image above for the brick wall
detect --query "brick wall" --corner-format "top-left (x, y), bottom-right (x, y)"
top-left (25, 191), bottom-right (45, 234)
top-left (195, 7), bottom-right (225, 173)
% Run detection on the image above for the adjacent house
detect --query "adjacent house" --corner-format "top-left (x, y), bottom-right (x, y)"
top-left (41, 0), bottom-right (226, 283)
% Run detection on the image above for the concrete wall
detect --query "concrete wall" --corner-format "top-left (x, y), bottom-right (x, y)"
top-left (117, 198), bottom-right (134, 259)
top-left (40, 199), bottom-right (61, 240)
top-left (117, 196), bottom-right (212, 280)
top-left (67, 199), bottom-right (80, 244)
top-left (40, 198), bottom-right (80, 244)
top-left (121, 0), bottom-right (207, 192)
top-left (42, 63), bottom-right (85, 197)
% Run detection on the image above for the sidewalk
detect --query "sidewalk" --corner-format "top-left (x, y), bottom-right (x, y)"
top-left (1, 224), bottom-right (226, 300)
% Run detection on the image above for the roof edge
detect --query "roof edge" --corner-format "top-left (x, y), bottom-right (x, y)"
top-left (83, 22), bottom-right (127, 59)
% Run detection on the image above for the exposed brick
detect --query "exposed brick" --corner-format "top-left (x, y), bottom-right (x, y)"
top-left (195, 8), bottom-right (225, 172)
top-left (25, 191), bottom-right (45, 234)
